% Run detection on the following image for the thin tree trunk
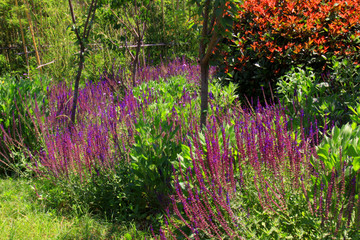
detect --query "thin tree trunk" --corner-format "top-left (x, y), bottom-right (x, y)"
top-left (161, 0), bottom-right (165, 37)
top-left (132, 38), bottom-right (142, 87)
top-left (70, 44), bottom-right (84, 124)
top-left (200, 62), bottom-right (209, 128)
top-left (199, 0), bottom-right (216, 128)
top-left (24, 0), bottom-right (41, 70)
top-left (68, 0), bottom-right (98, 124)
top-left (142, 45), bottom-right (146, 67)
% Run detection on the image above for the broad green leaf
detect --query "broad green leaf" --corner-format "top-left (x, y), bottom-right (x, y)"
top-left (181, 144), bottom-right (191, 160)
top-left (347, 141), bottom-right (360, 157)
top-left (332, 126), bottom-right (341, 143)
top-left (340, 123), bottom-right (353, 143)
top-left (352, 156), bottom-right (360, 171)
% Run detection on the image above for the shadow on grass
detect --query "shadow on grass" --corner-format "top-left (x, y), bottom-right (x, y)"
top-left (0, 176), bottom-right (155, 240)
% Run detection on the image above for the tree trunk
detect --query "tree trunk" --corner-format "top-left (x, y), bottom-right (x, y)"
top-left (132, 37), bottom-right (142, 87)
top-left (161, 0), bottom-right (164, 36)
top-left (68, 0), bottom-right (97, 125)
top-left (200, 61), bottom-right (209, 128)
top-left (24, 0), bottom-right (41, 70)
top-left (70, 44), bottom-right (84, 124)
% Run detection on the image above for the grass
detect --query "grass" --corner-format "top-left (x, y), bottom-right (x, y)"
top-left (0, 177), bottom-right (151, 240)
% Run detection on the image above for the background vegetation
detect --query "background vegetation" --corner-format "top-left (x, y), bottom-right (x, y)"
top-left (0, 0), bottom-right (198, 82)
top-left (1, 0), bottom-right (360, 239)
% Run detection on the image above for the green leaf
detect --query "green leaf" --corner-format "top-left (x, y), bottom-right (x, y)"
top-left (214, 8), bottom-right (223, 17)
top-left (181, 144), bottom-right (191, 160)
top-left (332, 126), bottom-right (341, 143)
top-left (316, 144), bottom-right (330, 160)
top-left (347, 141), bottom-right (360, 157)
top-left (340, 123), bottom-right (353, 141)
top-left (353, 156), bottom-right (360, 171)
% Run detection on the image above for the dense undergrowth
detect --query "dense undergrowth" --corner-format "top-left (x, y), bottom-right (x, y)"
top-left (0, 177), bottom-right (142, 240)
top-left (1, 0), bottom-right (360, 238)
top-left (1, 58), bottom-right (359, 239)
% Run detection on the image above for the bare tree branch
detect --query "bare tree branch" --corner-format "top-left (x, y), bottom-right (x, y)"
top-left (201, 31), bottom-right (220, 65)
top-left (208, 14), bottom-right (217, 35)
top-left (82, 0), bottom-right (95, 39)
top-left (68, 0), bottom-right (81, 41)
top-left (85, 0), bottom-right (98, 39)
top-left (124, 36), bottom-right (135, 60)
top-left (110, 9), bottom-right (138, 38)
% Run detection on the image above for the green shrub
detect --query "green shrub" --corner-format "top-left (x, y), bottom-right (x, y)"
top-left (220, 0), bottom-right (360, 101)
top-left (35, 164), bottom-right (132, 221)
top-left (309, 122), bottom-right (360, 235)
top-left (276, 59), bottom-right (360, 134)
top-left (129, 116), bottom-right (181, 217)
top-left (349, 102), bottom-right (360, 125)
top-left (314, 123), bottom-right (360, 185)
top-left (0, 73), bottom-right (50, 174)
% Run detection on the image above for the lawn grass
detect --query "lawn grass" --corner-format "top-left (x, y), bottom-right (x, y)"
top-left (0, 177), bottom-right (151, 240)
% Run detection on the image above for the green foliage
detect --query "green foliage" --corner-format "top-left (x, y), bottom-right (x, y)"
top-left (276, 66), bottom-right (316, 109)
top-left (0, 0), bottom-right (29, 74)
top-left (37, 165), bottom-right (133, 221)
top-left (129, 76), bottom-right (189, 217)
top-left (0, 74), bottom-right (47, 129)
top-left (0, 74), bottom-right (50, 174)
top-left (134, 75), bottom-right (200, 128)
top-left (0, 55), bottom-right (10, 74)
top-left (0, 177), bottom-right (153, 239)
top-left (209, 81), bottom-right (239, 111)
top-left (328, 57), bottom-right (360, 98)
top-left (316, 123), bottom-right (360, 173)
top-left (349, 102), bottom-right (360, 125)
top-left (232, 183), bottom-right (322, 239)
top-left (130, 116), bottom-right (181, 216)
top-left (309, 122), bottom-right (360, 235)
top-left (276, 59), bottom-right (360, 134)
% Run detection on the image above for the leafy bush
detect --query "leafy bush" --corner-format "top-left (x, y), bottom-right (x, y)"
top-left (128, 74), bottom-right (198, 217)
top-left (165, 102), bottom-right (360, 239)
top-left (276, 59), bottom-right (360, 134)
top-left (221, 0), bottom-right (360, 101)
top-left (36, 164), bottom-right (132, 222)
top-left (319, 123), bottom-right (360, 169)
top-left (129, 116), bottom-right (181, 217)
top-left (349, 102), bottom-right (360, 125)
top-left (309, 122), bottom-right (360, 236)
top-left (313, 122), bottom-right (360, 190)
top-left (0, 73), bottom-right (49, 174)
top-left (209, 81), bottom-right (239, 111)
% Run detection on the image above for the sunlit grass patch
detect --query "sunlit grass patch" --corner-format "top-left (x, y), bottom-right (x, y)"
top-left (0, 177), bottom-right (151, 239)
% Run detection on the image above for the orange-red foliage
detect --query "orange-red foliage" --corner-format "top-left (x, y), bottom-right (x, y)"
top-left (227, 0), bottom-right (360, 72)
